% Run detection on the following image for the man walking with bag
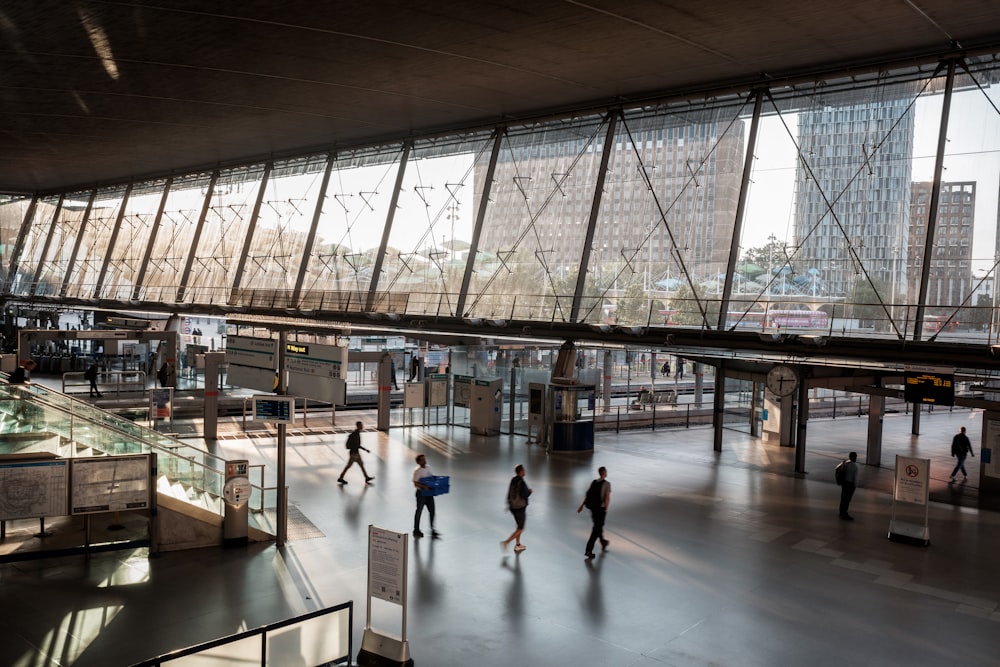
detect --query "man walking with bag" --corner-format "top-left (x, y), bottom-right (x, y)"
top-left (501, 464), bottom-right (531, 553)
top-left (578, 466), bottom-right (611, 559)
top-left (839, 452), bottom-right (859, 520)
top-left (337, 421), bottom-right (374, 485)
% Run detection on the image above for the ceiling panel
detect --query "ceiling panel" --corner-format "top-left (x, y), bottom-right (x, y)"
top-left (2, 0), bottom-right (1000, 192)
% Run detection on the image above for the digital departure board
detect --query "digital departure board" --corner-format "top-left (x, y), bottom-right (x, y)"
top-left (253, 396), bottom-right (295, 424)
top-left (903, 366), bottom-right (954, 406)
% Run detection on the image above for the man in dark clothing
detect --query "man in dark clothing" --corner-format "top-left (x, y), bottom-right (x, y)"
top-left (578, 466), bottom-right (611, 559)
top-left (8, 359), bottom-right (34, 384)
top-left (950, 426), bottom-right (975, 482)
top-left (501, 464), bottom-right (532, 553)
top-left (337, 421), bottom-right (374, 485)
top-left (839, 451), bottom-right (859, 520)
top-left (84, 362), bottom-right (102, 397)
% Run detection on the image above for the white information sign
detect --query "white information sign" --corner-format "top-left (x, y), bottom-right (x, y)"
top-left (285, 341), bottom-right (347, 403)
top-left (71, 455), bottom-right (151, 515)
top-left (0, 459), bottom-right (69, 520)
top-left (453, 375), bottom-right (473, 407)
top-left (404, 382), bottom-right (425, 409)
top-left (985, 419), bottom-right (1000, 480)
top-left (368, 526), bottom-right (406, 606)
top-left (427, 375), bottom-right (448, 407)
top-left (225, 336), bottom-right (278, 369)
top-left (893, 455), bottom-right (930, 505)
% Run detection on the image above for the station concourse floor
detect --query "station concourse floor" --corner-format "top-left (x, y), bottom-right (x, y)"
top-left (3, 408), bottom-right (1000, 667)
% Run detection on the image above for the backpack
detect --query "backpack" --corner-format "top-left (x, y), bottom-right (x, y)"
top-left (584, 479), bottom-right (604, 510)
top-left (508, 477), bottom-right (526, 509)
top-left (84, 365), bottom-right (97, 381)
top-left (834, 460), bottom-right (846, 486)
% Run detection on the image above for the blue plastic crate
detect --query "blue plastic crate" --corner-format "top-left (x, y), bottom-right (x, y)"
top-left (419, 475), bottom-right (450, 496)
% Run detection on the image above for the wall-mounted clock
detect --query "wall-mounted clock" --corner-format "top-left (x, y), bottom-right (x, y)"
top-left (766, 364), bottom-right (799, 397)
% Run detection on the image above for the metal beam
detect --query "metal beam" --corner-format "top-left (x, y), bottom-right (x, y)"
top-left (60, 188), bottom-right (97, 298)
top-left (571, 112), bottom-right (618, 322)
top-left (3, 195), bottom-right (39, 297)
top-left (913, 58), bottom-right (957, 339)
top-left (292, 152), bottom-right (335, 305)
top-left (133, 177), bottom-right (173, 301)
top-left (718, 91), bottom-right (763, 329)
top-left (93, 183), bottom-right (133, 299)
top-left (457, 129), bottom-right (503, 317)
top-left (366, 142), bottom-right (411, 312)
top-left (230, 161), bottom-right (273, 303)
top-left (28, 195), bottom-right (65, 297)
top-left (176, 170), bottom-right (219, 303)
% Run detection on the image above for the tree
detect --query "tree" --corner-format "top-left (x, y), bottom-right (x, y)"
top-left (669, 282), bottom-right (720, 327)
top-left (616, 276), bottom-right (649, 324)
top-left (847, 277), bottom-right (893, 331)
top-left (741, 236), bottom-right (794, 275)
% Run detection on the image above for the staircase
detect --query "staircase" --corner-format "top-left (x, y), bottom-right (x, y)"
top-left (0, 381), bottom-right (276, 552)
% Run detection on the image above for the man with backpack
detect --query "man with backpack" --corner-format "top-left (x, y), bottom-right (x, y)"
top-left (838, 452), bottom-right (859, 520)
top-left (337, 421), bottom-right (374, 485)
top-left (501, 464), bottom-right (532, 553)
top-left (577, 466), bottom-right (611, 559)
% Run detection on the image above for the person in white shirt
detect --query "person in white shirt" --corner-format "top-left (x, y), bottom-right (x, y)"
top-left (412, 454), bottom-right (440, 538)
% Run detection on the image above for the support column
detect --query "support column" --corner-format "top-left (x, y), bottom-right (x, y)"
top-left (602, 349), bottom-right (613, 413)
top-left (911, 403), bottom-right (921, 435)
top-left (276, 331), bottom-right (287, 548)
top-left (749, 382), bottom-right (760, 437)
top-left (203, 352), bottom-right (225, 440)
top-left (794, 377), bottom-right (809, 474)
top-left (693, 361), bottom-right (704, 407)
top-left (712, 362), bottom-right (725, 452)
top-left (377, 352), bottom-right (392, 431)
top-left (866, 380), bottom-right (884, 467)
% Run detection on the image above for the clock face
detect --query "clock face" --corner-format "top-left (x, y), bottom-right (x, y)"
top-left (766, 365), bottom-right (798, 396)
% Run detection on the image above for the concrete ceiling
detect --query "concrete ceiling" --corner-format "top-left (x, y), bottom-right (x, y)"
top-left (3, 1), bottom-right (1000, 194)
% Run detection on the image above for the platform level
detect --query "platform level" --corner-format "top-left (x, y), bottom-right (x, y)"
top-left (1, 409), bottom-right (998, 666)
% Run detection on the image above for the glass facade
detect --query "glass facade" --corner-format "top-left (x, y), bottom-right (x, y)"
top-left (4, 55), bottom-right (1000, 342)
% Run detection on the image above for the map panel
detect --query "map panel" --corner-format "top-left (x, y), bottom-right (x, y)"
top-left (0, 459), bottom-right (69, 520)
top-left (71, 455), bottom-right (151, 515)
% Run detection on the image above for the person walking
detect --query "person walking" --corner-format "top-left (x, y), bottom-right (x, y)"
top-left (839, 451), bottom-right (859, 520)
top-left (950, 426), bottom-right (975, 482)
top-left (412, 454), bottom-right (440, 538)
top-left (337, 421), bottom-right (374, 485)
top-left (8, 359), bottom-right (34, 384)
top-left (390, 358), bottom-right (400, 390)
top-left (84, 362), bottom-right (102, 397)
top-left (501, 464), bottom-right (532, 553)
top-left (577, 466), bottom-right (611, 559)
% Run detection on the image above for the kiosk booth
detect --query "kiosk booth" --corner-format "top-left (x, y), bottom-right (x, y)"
top-left (549, 382), bottom-right (595, 452)
top-left (470, 378), bottom-right (503, 435)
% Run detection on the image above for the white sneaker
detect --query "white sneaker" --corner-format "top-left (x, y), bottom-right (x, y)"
top-left (950, 477), bottom-right (956, 482)
top-left (513, 544), bottom-right (526, 553)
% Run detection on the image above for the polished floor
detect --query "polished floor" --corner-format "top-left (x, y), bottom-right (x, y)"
top-left (2, 407), bottom-right (999, 667)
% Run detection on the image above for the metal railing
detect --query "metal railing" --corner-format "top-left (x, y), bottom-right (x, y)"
top-left (130, 602), bottom-right (353, 667)
top-left (0, 376), bottom-right (275, 514)
top-left (61, 369), bottom-right (147, 396)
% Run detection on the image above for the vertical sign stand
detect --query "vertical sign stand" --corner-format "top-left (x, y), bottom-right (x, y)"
top-left (358, 525), bottom-right (414, 666)
top-left (888, 455), bottom-right (931, 546)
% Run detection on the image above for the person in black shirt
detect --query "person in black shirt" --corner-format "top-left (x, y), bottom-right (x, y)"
top-left (501, 464), bottom-right (532, 553)
top-left (338, 421), bottom-right (374, 485)
top-left (950, 426), bottom-right (975, 482)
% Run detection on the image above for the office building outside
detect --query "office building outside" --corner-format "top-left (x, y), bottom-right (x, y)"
top-left (793, 97), bottom-right (916, 299)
